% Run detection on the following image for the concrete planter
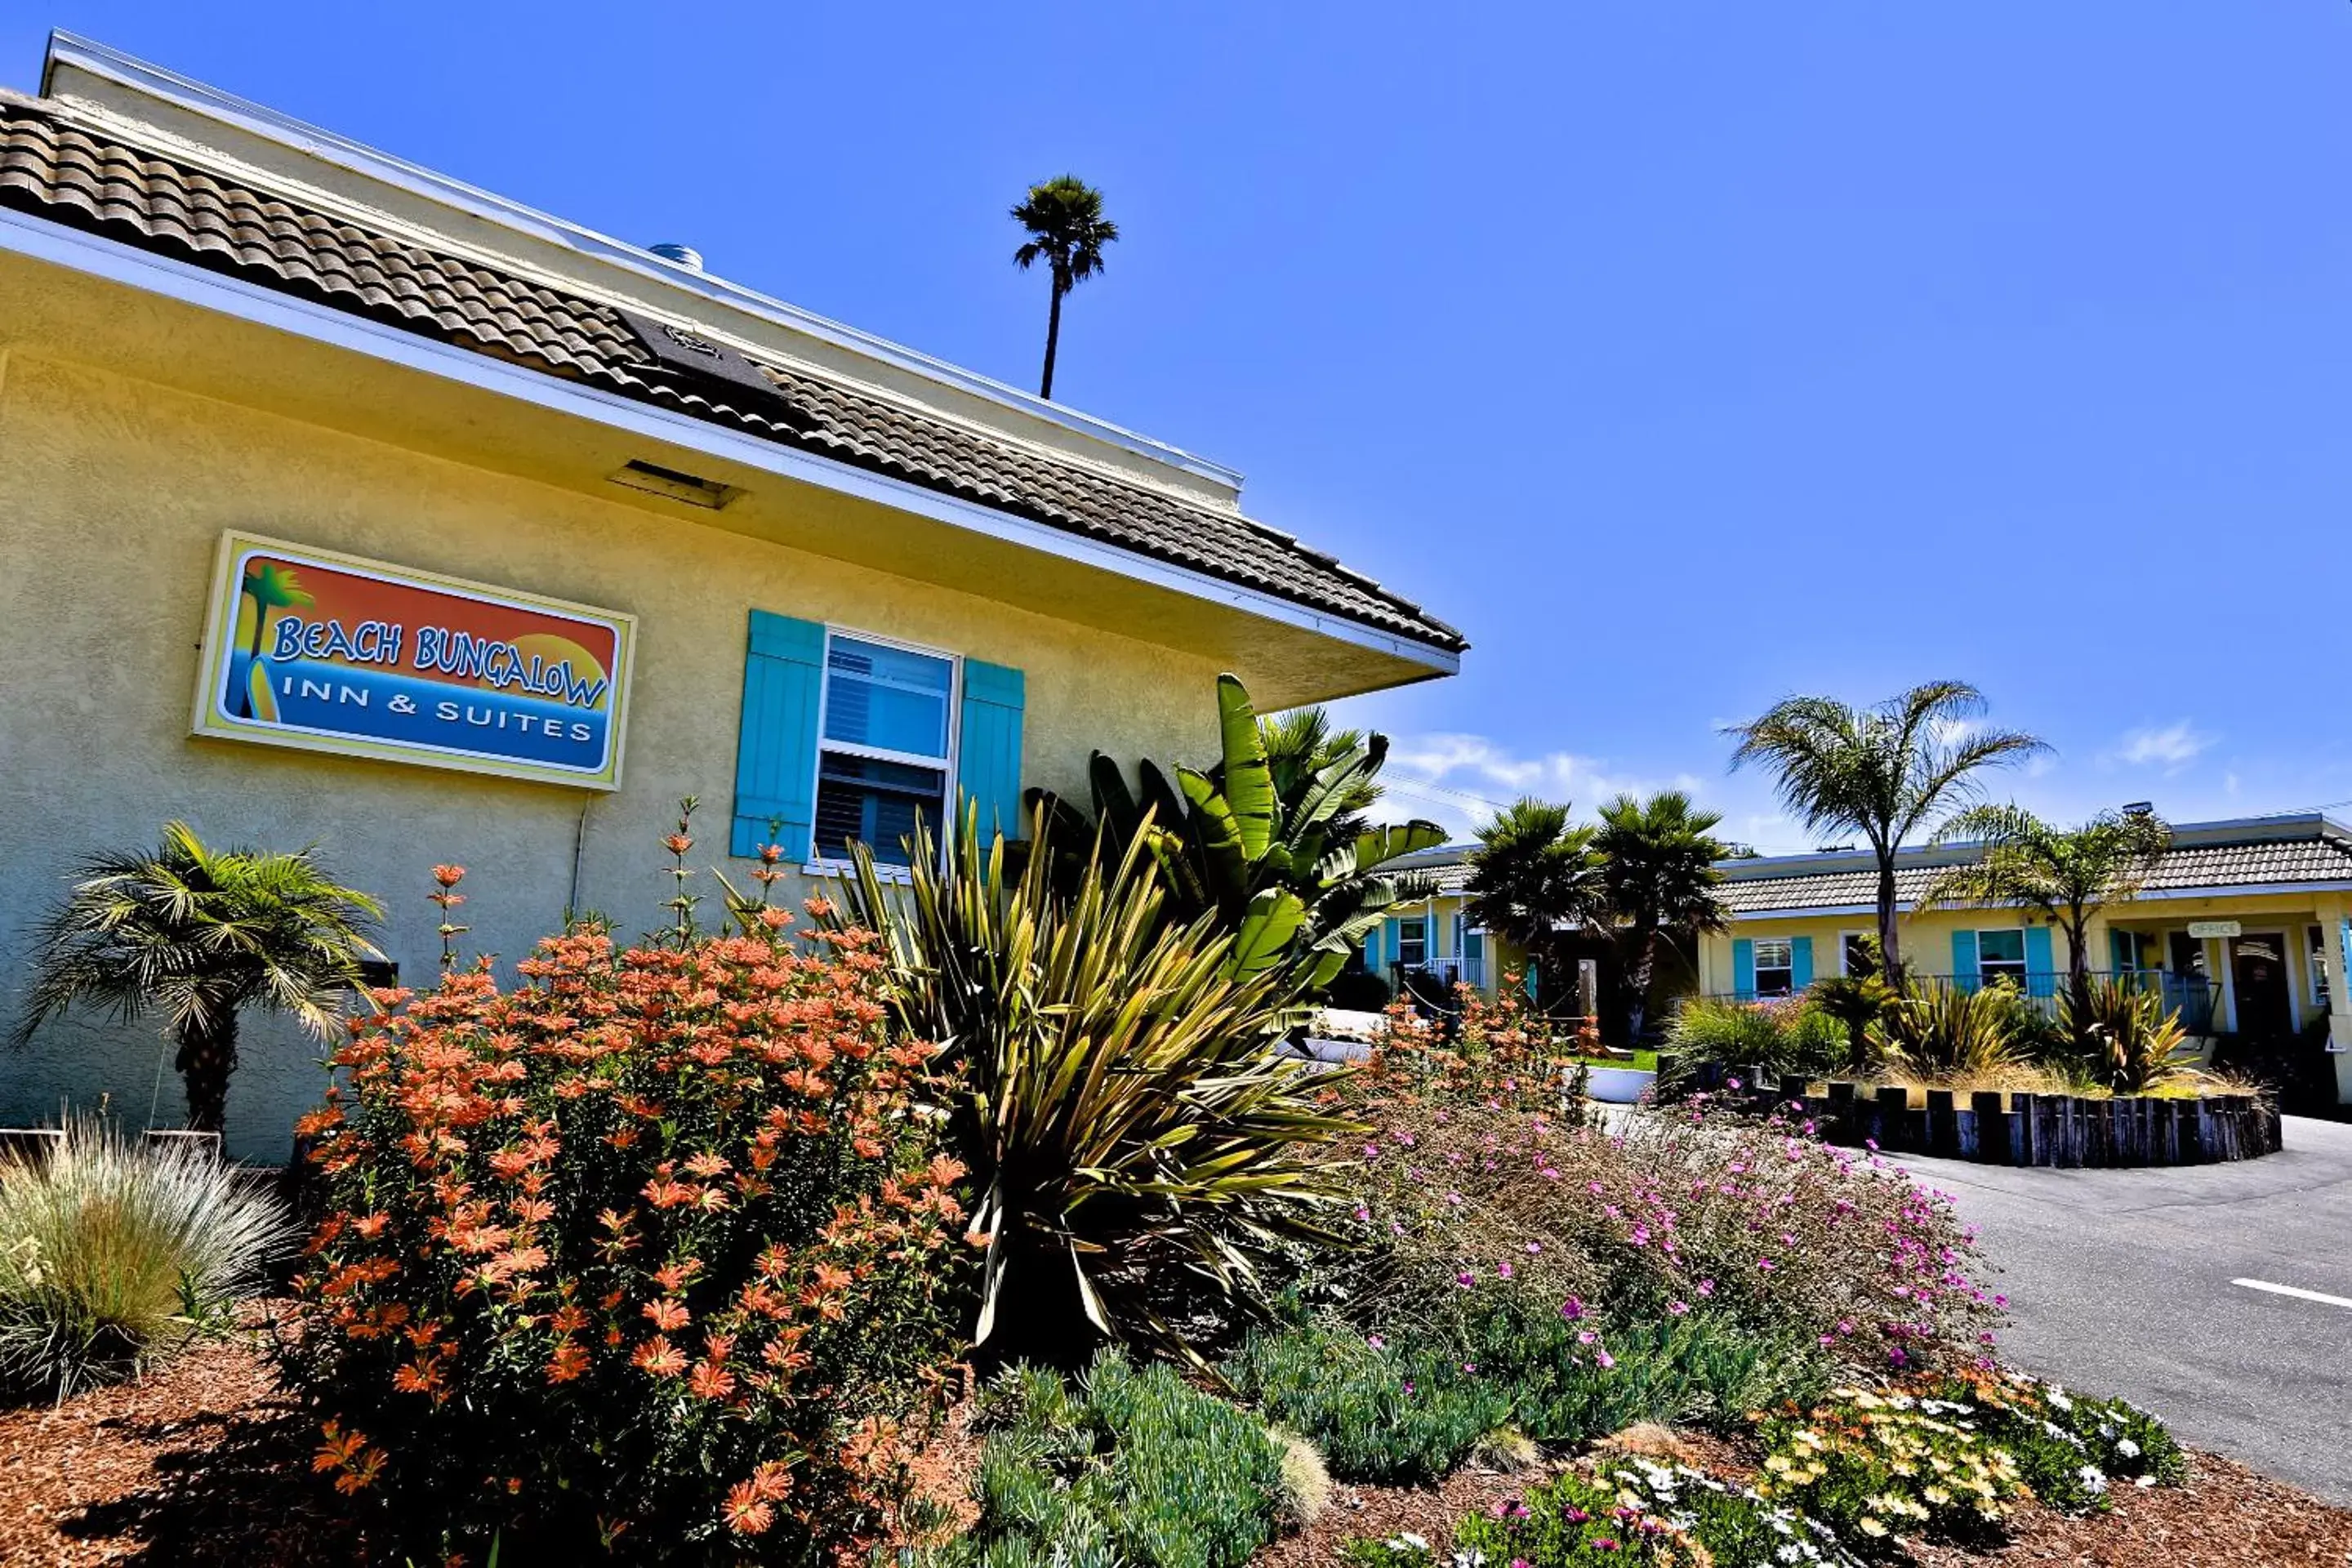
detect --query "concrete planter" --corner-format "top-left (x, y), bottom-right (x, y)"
top-left (1578, 1066), bottom-right (1657, 1104)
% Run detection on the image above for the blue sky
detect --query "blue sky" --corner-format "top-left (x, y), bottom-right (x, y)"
top-left (11, 6), bottom-right (2350, 849)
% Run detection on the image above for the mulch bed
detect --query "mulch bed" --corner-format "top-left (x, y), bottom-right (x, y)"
top-left (4, 1336), bottom-right (2347, 1567)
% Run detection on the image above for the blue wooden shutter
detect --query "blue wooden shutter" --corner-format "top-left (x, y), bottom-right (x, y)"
top-left (1789, 936), bottom-right (1815, 991)
top-left (1382, 916), bottom-right (1401, 972)
top-left (1951, 929), bottom-right (1980, 991)
top-left (730, 612), bottom-right (826, 860)
top-left (2024, 925), bottom-right (2056, 999)
top-left (2110, 929), bottom-right (2136, 973)
top-left (1731, 938), bottom-right (1756, 999)
top-left (956, 659), bottom-right (1026, 842)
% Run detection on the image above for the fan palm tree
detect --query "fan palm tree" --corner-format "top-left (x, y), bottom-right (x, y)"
top-left (1011, 176), bottom-right (1119, 400)
top-left (11, 823), bottom-right (385, 1133)
top-left (1920, 803), bottom-right (2173, 1024)
top-left (1259, 706), bottom-right (1382, 840)
top-left (1593, 791), bottom-right (1731, 1042)
top-left (1465, 798), bottom-right (1606, 1006)
top-left (239, 562), bottom-right (312, 661)
top-left (1724, 682), bottom-right (2047, 983)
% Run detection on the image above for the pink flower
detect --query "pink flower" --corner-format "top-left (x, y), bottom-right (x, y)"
top-left (1498, 1261), bottom-right (1515, 1280)
top-left (1456, 1270), bottom-right (1477, 1289)
top-left (1526, 1241), bottom-right (1542, 1254)
top-left (1578, 1330), bottom-right (1599, 1345)
top-left (1696, 1279), bottom-right (1715, 1297)
top-left (1367, 1334), bottom-right (1386, 1349)
top-left (1594, 1349), bottom-right (1616, 1369)
top-left (1757, 1257), bottom-right (1775, 1272)
top-left (1668, 1300), bottom-right (1689, 1316)
top-left (1561, 1296), bottom-right (1586, 1321)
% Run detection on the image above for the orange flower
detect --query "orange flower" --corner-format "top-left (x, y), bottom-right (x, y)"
top-left (642, 1298), bottom-right (691, 1332)
top-left (722, 1481), bottom-right (774, 1536)
top-left (688, 1361), bottom-right (737, 1401)
top-left (546, 1341), bottom-right (590, 1383)
top-left (631, 1336), bottom-right (687, 1377)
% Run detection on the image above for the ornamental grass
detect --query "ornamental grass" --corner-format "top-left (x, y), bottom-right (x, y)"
top-left (0, 1119), bottom-right (287, 1398)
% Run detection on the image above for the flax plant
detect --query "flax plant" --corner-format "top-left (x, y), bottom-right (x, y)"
top-left (823, 810), bottom-right (1365, 1362)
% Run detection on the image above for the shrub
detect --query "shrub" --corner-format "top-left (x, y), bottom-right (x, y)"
top-left (1225, 1299), bottom-right (1826, 1485)
top-left (0, 1120), bottom-right (288, 1396)
top-left (1323, 1091), bottom-right (1999, 1375)
top-left (821, 816), bottom-right (1362, 1364)
top-left (1324, 967), bottom-right (1393, 1013)
top-left (1597, 1457), bottom-right (1865, 1568)
top-left (1918, 1366), bottom-right (2185, 1510)
top-left (2054, 978), bottom-right (2194, 1094)
top-left (1754, 1387), bottom-right (2025, 1556)
top-left (1371, 1467), bottom-right (1712, 1566)
top-left (1869, 982), bottom-right (2026, 1081)
top-left (1667, 996), bottom-right (1851, 1082)
top-left (283, 873), bottom-right (969, 1564)
top-left (945, 1352), bottom-right (1287, 1568)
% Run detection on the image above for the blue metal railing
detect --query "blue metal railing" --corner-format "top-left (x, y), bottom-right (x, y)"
top-left (1707, 969), bottom-right (2216, 1034)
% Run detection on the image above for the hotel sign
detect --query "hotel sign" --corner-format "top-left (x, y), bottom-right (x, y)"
top-left (194, 533), bottom-right (635, 789)
top-left (2186, 920), bottom-right (2242, 940)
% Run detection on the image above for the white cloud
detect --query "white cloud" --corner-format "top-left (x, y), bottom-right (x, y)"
top-left (2114, 721), bottom-right (2214, 773)
top-left (1375, 732), bottom-right (1702, 840)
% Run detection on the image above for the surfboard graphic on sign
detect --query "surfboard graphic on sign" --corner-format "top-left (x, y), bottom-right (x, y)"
top-left (192, 532), bottom-right (637, 790)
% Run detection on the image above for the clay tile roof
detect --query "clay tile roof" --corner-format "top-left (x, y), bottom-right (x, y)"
top-left (0, 95), bottom-right (1463, 653)
top-left (1717, 826), bottom-right (2352, 916)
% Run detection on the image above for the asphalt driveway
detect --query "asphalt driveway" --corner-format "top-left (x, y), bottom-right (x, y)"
top-left (1895, 1115), bottom-right (2352, 1504)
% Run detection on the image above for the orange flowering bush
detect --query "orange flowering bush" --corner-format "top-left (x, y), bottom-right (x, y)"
top-left (282, 876), bottom-right (970, 1564)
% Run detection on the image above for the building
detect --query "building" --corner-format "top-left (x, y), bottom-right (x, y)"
top-left (1360, 842), bottom-right (1495, 996)
top-left (1695, 813), bottom-right (2352, 1102)
top-left (0, 34), bottom-right (1463, 1156)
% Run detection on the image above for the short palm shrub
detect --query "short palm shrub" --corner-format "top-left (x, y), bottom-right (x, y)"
top-left (2055, 978), bottom-right (2195, 1094)
top-left (822, 816), bottom-right (1362, 1363)
top-left (1869, 982), bottom-right (2026, 1081)
top-left (283, 876), bottom-right (971, 1565)
top-left (12, 822), bottom-right (384, 1132)
top-left (946, 1352), bottom-right (1288, 1568)
top-left (0, 1120), bottom-right (287, 1396)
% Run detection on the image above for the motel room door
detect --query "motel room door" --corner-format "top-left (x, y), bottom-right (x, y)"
top-left (2230, 933), bottom-right (2294, 1036)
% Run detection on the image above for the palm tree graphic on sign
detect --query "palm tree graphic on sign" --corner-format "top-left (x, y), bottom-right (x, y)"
top-left (231, 561), bottom-right (312, 718)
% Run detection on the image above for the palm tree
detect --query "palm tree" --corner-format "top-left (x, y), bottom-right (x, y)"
top-left (239, 562), bottom-right (312, 661)
top-left (1465, 798), bottom-right (1606, 1007)
top-left (1724, 682), bottom-right (2047, 983)
top-left (1919, 803), bottom-right (2172, 1024)
top-left (11, 823), bottom-right (384, 1133)
top-left (1593, 791), bottom-right (1731, 1043)
top-left (1011, 176), bottom-right (1119, 399)
top-left (1259, 706), bottom-right (1382, 841)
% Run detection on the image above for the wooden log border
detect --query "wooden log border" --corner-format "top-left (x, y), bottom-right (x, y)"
top-left (1656, 1059), bottom-right (2283, 1168)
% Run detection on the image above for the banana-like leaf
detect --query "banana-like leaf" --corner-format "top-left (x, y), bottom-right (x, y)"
top-left (1226, 888), bottom-right (1307, 980)
top-left (1214, 673), bottom-right (1277, 862)
top-left (1317, 821), bottom-right (1448, 885)
top-left (1178, 765), bottom-right (1252, 915)
top-left (1089, 751), bottom-right (1143, 845)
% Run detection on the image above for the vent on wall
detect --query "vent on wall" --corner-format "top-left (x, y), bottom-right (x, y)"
top-left (608, 459), bottom-right (741, 510)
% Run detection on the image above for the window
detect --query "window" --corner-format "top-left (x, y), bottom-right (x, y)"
top-left (1397, 918), bottom-right (1428, 969)
top-left (1841, 933), bottom-right (1877, 978)
top-left (1977, 929), bottom-right (2027, 987)
top-left (2310, 925), bottom-right (2331, 1010)
top-left (1753, 938), bottom-right (1794, 998)
top-left (812, 633), bottom-right (956, 867)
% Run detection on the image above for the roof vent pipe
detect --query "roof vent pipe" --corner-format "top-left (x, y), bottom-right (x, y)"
top-left (648, 243), bottom-right (704, 270)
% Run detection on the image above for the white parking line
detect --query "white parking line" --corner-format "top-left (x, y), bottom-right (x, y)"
top-left (2231, 1278), bottom-right (2352, 1310)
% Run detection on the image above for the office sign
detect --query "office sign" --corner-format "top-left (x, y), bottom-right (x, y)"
top-left (2186, 920), bottom-right (2242, 940)
top-left (194, 533), bottom-right (635, 789)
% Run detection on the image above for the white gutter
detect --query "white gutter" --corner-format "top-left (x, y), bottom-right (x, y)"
top-left (1728, 880), bottom-right (2352, 923)
top-left (0, 205), bottom-right (1459, 675)
top-left (39, 29), bottom-right (1246, 493)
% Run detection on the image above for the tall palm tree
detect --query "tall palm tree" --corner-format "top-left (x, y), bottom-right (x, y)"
top-left (1593, 791), bottom-right (1731, 1043)
top-left (239, 561), bottom-right (312, 661)
top-left (1919, 803), bottom-right (2172, 1022)
top-left (1724, 682), bottom-right (2047, 983)
top-left (1011, 176), bottom-right (1119, 400)
top-left (1465, 798), bottom-right (1606, 1006)
top-left (11, 822), bottom-right (384, 1133)
top-left (1259, 706), bottom-right (1382, 840)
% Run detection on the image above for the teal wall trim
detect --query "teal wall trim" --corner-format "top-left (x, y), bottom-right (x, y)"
top-left (731, 611), bottom-right (826, 860)
top-left (956, 659), bottom-right (1027, 841)
top-left (1731, 938), bottom-right (1755, 996)
top-left (1789, 936), bottom-right (1815, 991)
top-left (1950, 929), bottom-right (1980, 990)
top-left (2024, 925), bottom-right (2056, 998)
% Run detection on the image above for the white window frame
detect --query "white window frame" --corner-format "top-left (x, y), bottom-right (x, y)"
top-left (1976, 928), bottom-right (2028, 987)
top-left (806, 626), bottom-right (963, 874)
top-left (1396, 917), bottom-right (1428, 969)
top-left (2310, 924), bottom-right (2332, 1011)
top-left (1753, 937), bottom-right (1795, 998)
top-left (1838, 930), bottom-right (1875, 978)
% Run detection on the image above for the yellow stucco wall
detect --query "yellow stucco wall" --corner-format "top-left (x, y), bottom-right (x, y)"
top-left (0, 350), bottom-right (1234, 1156)
top-left (1699, 893), bottom-right (2352, 1045)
